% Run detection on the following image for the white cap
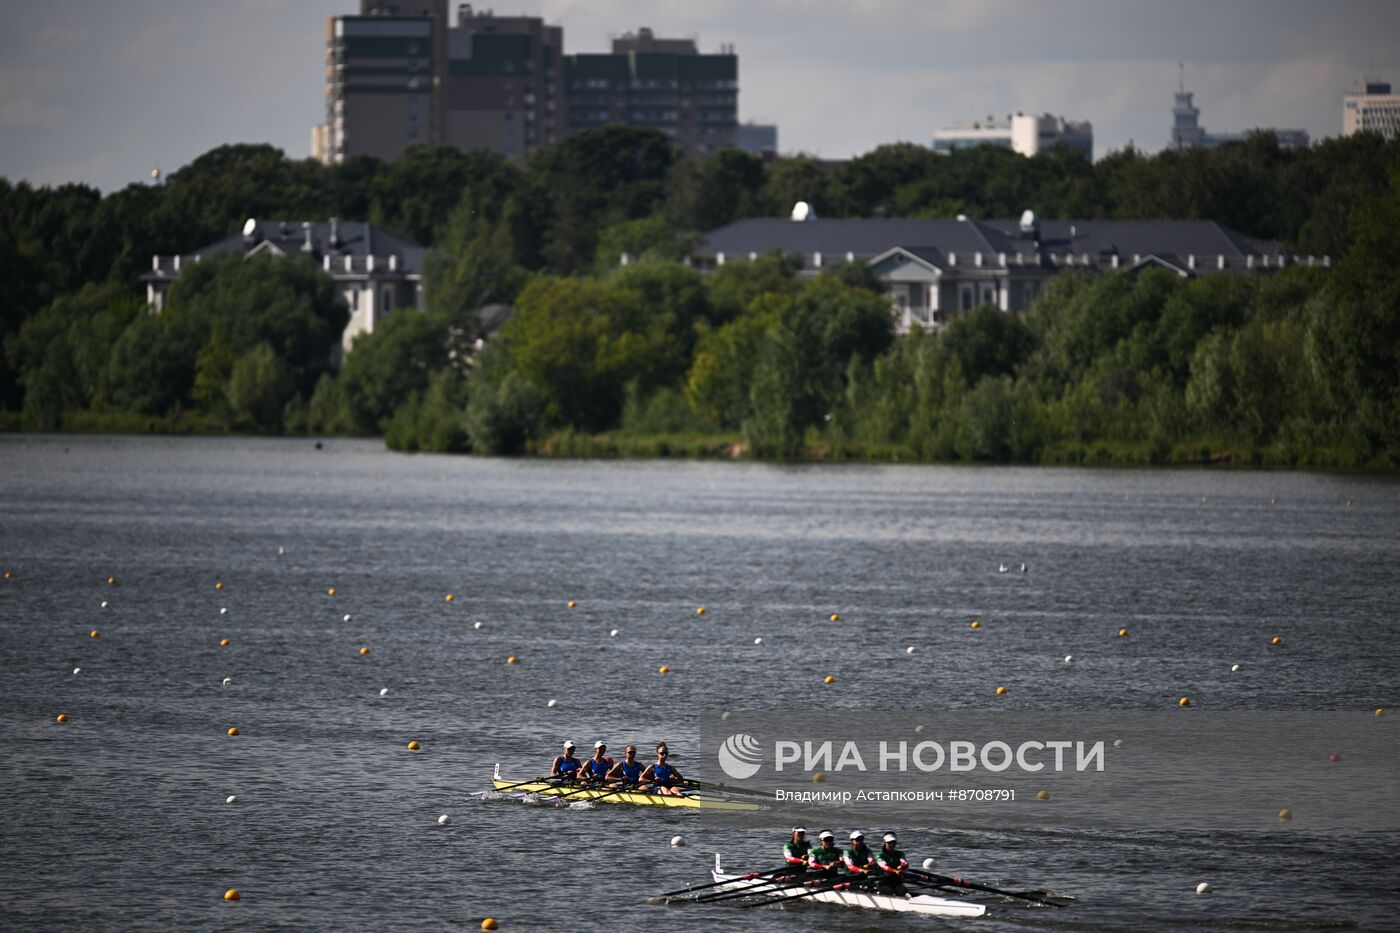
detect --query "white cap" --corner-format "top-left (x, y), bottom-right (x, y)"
top-left (849, 830), bottom-right (864, 840)
top-left (563, 740), bottom-right (575, 749)
top-left (594, 741), bottom-right (606, 749)
top-left (819, 831), bottom-right (835, 840)
top-left (792, 827), bottom-right (806, 834)
top-left (882, 832), bottom-right (897, 843)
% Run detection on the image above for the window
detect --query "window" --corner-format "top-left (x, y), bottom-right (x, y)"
top-left (382, 287), bottom-right (394, 313)
top-left (959, 285), bottom-right (974, 310)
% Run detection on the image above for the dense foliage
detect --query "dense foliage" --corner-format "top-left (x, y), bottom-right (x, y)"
top-left (3, 128), bottom-right (1397, 466)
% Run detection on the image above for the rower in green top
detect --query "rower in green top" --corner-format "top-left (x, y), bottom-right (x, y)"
top-left (807, 830), bottom-right (842, 878)
top-left (842, 830), bottom-right (878, 881)
top-left (874, 831), bottom-right (910, 895)
top-left (782, 827), bottom-right (811, 876)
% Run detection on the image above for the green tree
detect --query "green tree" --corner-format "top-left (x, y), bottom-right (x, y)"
top-left (226, 343), bottom-right (292, 431)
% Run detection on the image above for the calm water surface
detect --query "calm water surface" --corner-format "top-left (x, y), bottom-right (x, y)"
top-left (1, 435), bottom-right (1397, 931)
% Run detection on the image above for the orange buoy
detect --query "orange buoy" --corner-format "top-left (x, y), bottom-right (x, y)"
top-left (507, 656), bottom-right (518, 664)
top-left (227, 727), bottom-right (239, 736)
top-left (215, 581), bottom-right (224, 590)
top-left (1179, 697), bottom-right (1191, 707)
top-left (90, 630), bottom-right (101, 638)
top-left (224, 889), bottom-right (240, 901)
top-left (659, 665), bottom-right (670, 674)
top-left (823, 675), bottom-right (835, 685)
top-left (359, 646), bottom-right (370, 656)
top-left (56, 713), bottom-right (69, 723)
top-left (970, 620), bottom-right (981, 630)
top-left (995, 686), bottom-right (1008, 696)
top-left (220, 638), bottom-right (230, 647)
top-left (408, 740), bottom-right (421, 751)
top-left (445, 594), bottom-right (454, 603)
top-left (327, 587), bottom-right (337, 596)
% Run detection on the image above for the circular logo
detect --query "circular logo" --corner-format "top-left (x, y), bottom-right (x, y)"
top-left (717, 733), bottom-right (764, 780)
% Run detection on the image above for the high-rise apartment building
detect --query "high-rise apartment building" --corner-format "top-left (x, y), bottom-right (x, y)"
top-left (1343, 78), bottom-right (1400, 140)
top-left (320, 1), bottom-right (448, 164)
top-left (318, 9), bottom-right (743, 162)
top-left (565, 28), bottom-right (738, 157)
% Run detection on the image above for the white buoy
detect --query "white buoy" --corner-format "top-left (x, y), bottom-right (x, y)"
top-left (222, 677), bottom-right (233, 686)
top-left (226, 795), bottom-right (238, 804)
top-left (277, 546), bottom-right (285, 556)
top-left (1195, 882), bottom-right (1210, 895)
top-left (906, 646), bottom-right (915, 655)
top-left (473, 621), bottom-right (482, 630)
top-left (609, 629), bottom-right (618, 637)
top-left (720, 711), bottom-right (731, 720)
top-left (220, 607), bottom-right (228, 615)
top-left (1019, 563), bottom-right (1027, 573)
top-left (754, 637), bottom-right (763, 645)
top-left (998, 563), bottom-right (1009, 573)
top-left (670, 835), bottom-right (685, 847)
top-left (1113, 738), bottom-right (1123, 748)
top-left (438, 814), bottom-right (451, 825)
top-left (73, 667), bottom-right (82, 675)
top-left (343, 614), bottom-right (352, 622)
top-left (922, 857), bottom-right (936, 869)
top-left (1064, 655), bottom-right (1073, 663)
top-left (547, 698), bottom-right (557, 708)
top-left (100, 600), bottom-right (108, 609)
top-left (1231, 664), bottom-right (1241, 672)
top-left (379, 687), bottom-right (389, 697)
top-left (914, 724), bottom-right (924, 733)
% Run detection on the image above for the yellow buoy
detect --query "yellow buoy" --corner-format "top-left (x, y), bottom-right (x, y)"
top-left (220, 638), bottom-right (230, 647)
top-left (408, 740), bottom-right (420, 751)
top-left (3, 570), bottom-right (12, 579)
top-left (1036, 790), bottom-right (1050, 800)
top-left (445, 594), bottom-right (454, 603)
top-left (830, 613), bottom-right (841, 622)
top-left (659, 665), bottom-right (670, 674)
top-left (811, 771), bottom-right (826, 783)
top-left (507, 656), bottom-right (518, 664)
top-left (224, 889), bottom-right (240, 901)
top-left (970, 620), bottom-right (981, 630)
top-left (90, 630), bottom-right (100, 638)
top-left (696, 607), bottom-right (705, 616)
top-left (327, 587), bottom-right (337, 596)
top-left (1278, 808), bottom-right (1292, 820)
top-left (482, 919), bottom-right (498, 931)
top-left (1118, 628), bottom-right (1129, 637)
top-left (995, 686), bottom-right (1008, 696)
top-left (824, 675), bottom-right (835, 685)
top-left (1270, 636), bottom-right (1282, 646)
top-left (107, 576), bottom-right (118, 586)
top-left (227, 727), bottom-right (239, 736)
top-left (215, 581), bottom-right (224, 590)
top-left (566, 600), bottom-right (576, 608)
top-left (1179, 697), bottom-right (1191, 707)
top-left (56, 713), bottom-right (69, 723)
top-left (359, 646), bottom-right (370, 656)
top-left (1377, 708), bottom-right (1386, 717)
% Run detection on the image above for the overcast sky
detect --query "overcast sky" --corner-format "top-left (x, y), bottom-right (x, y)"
top-left (2, 0), bottom-right (1397, 195)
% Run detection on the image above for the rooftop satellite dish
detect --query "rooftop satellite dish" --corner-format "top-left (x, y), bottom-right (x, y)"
top-left (242, 218), bottom-right (257, 237)
top-left (791, 201), bottom-right (815, 222)
top-left (1019, 209), bottom-right (1038, 234)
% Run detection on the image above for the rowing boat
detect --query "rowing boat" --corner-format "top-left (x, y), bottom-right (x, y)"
top-left (491, 764), bottom-right (761, 811)
top-left (709, 854), bottom-right (987, 917)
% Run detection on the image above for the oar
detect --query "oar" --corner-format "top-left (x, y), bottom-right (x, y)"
top-left (492, 774), bottom-right (565, 793)
top-left (908, 869), bottom-right (1064, 907)
top-left (736, 874), bottom-right (860, 908)
top-left (545, 780), bottom-right (641, 804)
top-left (656, 867), bottom-right (792, 899)
top-left (679, 779), bottom-right (770, 800)
top-left (697, 872), bottom-right (812, 904)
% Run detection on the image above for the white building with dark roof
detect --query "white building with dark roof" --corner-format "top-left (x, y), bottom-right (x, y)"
top-left (142, 218), bottom-right (427, 355)
top-left (696, 212), bottom-right (1325, 333)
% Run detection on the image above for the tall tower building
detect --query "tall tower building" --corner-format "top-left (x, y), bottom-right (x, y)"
top-left (1169, 64), bottom-right (1308, 151)
top-left (1344, 78), bottom-right (1400, 140)
top-left (565, 27), bottom-right (738, 157)
top-left (321, 1), bottom-right (448, 164)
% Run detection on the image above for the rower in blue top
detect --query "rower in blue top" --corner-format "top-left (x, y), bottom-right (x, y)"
top-left (551, 740), bottom-right (581, 781)
top-left (640, 742), bottom-right (686, 796)
top-left (605, 744), bottom-right (645, 788)
top-left (579, 741), bottom-right (614, 783)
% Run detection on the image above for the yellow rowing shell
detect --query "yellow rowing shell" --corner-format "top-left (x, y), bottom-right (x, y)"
top-left (493, 779), bottom-right (761, 811)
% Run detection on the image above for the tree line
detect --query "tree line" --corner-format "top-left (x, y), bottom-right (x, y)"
top-left (2, 128), bottom-right (1397, 465)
